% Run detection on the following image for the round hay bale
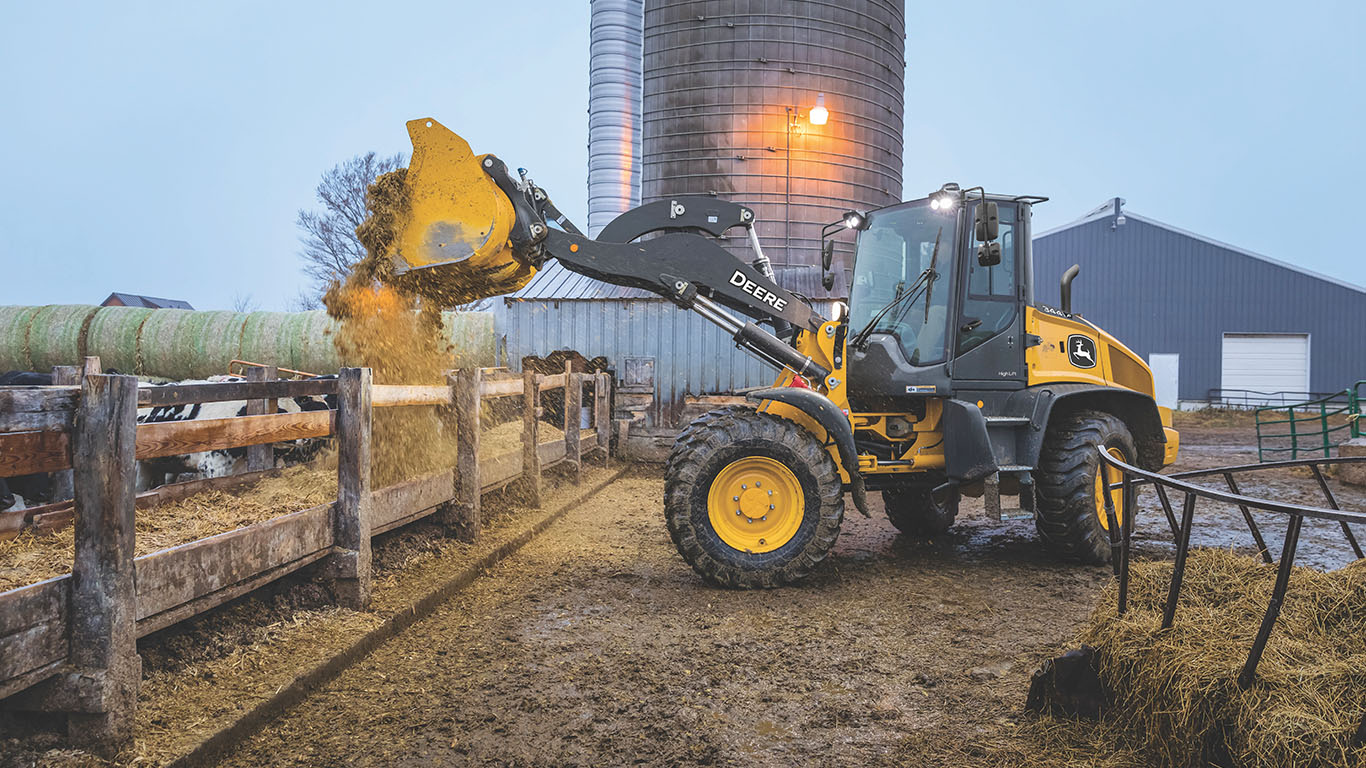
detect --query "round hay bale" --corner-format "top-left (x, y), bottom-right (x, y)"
top-left (27, 305), bottom-right (100, 371)
top-left (85, 306), bottom-right (155, 374)
top-left (239, 312), bottom-right (292, 371)
top-left (279, 312), bottom-right (317, 373)
top-left (0, 305), bottom-right (42, 371)
top-left (292, 310), bottom-right (340, 375)
top-left (186, 311), bottom-right (248, 377)
top-left (137, 309), bottom-right (196, 379)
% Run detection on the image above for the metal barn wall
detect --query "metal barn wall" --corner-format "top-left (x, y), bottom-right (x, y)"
top-left (1033, 216), bottom-right (1366, 401)
top-left (502, 299), bottom-right (815, 426)
top-left (641, 0), bottom-right (905, 289)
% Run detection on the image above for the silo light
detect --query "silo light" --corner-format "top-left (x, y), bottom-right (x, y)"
top-left (809, 93), bottom-right (829, 126)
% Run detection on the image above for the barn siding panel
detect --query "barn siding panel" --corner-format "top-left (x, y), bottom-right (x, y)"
top-left (1034, 216), bottom-right (1366, 401)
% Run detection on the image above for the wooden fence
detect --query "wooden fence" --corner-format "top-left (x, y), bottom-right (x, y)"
top-left (0, 360), bottom-right (612, 749)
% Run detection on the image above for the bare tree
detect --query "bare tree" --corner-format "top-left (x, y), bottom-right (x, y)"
top-left (296, 151), bottom-right (405, 303)
top-left (230, 292), bottom-right (259, 313)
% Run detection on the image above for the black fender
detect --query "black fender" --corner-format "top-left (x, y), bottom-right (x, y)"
top-left (1004, 384), bottom-right (1167, 470)
top-left (943, 399), bottom-right (998, 483)
top-left (746, 387), bottom-right (869, 517)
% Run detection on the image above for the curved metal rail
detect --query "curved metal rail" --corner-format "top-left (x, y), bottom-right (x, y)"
top-left (1095, 452), bottom-right (1366, 693)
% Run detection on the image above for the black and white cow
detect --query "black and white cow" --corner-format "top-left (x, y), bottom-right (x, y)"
top-left (135, 375), bottom-right (336, 490)
top-left (1, 371), bottom-right (57, 511)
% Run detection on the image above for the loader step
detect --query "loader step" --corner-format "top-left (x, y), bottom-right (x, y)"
top-left (996, 465), bottom-right (1034, 473)
top-left (985, 416), bottom-right (1032, 427)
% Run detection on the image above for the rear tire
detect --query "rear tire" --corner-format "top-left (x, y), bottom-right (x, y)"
top-left (664, 408), bottom-right (844, 588)
top-left (1033, 410), bottom-right (1135, 564)
top-left (882, 484), bottom-right (958, 537)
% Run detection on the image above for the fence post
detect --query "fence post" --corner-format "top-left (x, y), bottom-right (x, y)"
top-left (329, 367), bottom-right (372, 610)
top-left (521, 368), bottom-right (542, 508)
top-left (564, 363), bottom-right (582, 485)
top-left (67, 373), bottom-right (140, 749)
top-left (48, 365), bottom-right (79, 502)
top-left (245, 365), bottom-right (278, 472)
top-left (595, 373), bottom-right (611, 465)
top-left (449, 367), bottom-right (482, 541)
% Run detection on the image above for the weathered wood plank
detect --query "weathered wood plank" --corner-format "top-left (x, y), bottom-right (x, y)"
top-left (596, 373), bottom-right (611, 462)
top-left (137, 550), bottom-right (329, 639)
top-left (245, 366), bottom-right (278, 472)
top-left (0, 386), bottom-right (79, 413)
top-left (564, 368), bottom-right (582, 485)
top-left (0, 430), bottom-right (70, 475)
top-left (480, 450), bottom-right (523, 491)
top-left (68, 373), bottom-right (139, 745)
top-left (520, 369), bottom-right (542, 508)
top-left (327, 367), bottom-right (372, 610)
top-left (537, 373), bottom-right (567, 391)
top-left (538, 439), bottom-right (567, 467)
top-left (135, 410), bottom-right (333, 460)
top-left (478, 378), bottom-right (523, 398)
top-left (0, 409), bottom-right (73, 434)
top-left (46, 366), bottom-right (81, 503)
top-left (370, 470), bottom-right (455, 532)
top-left (136, 379), bottom-right (336, 407)
top-left (449, 368), bottom-right (481, 541)
top-left (134, 503), bottom-right (334, 630)
top-left (372, 384), bottom-right (453, 408)
top-left (0, 577), bottom-right (68, 686)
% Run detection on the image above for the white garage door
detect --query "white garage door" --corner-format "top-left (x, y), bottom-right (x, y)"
top-left (1221, 334), bottom-right (1310, 403)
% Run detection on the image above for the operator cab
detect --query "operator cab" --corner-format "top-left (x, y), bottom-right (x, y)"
top-left (840, 185), bottom-right (1045, 412)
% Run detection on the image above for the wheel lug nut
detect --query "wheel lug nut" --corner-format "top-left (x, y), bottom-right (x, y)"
top-left (769, 504), bottom-right (775, 510)
top-left (733, 495), bottom-right (740, 501)
top-left (756, 481), bottom-right (761, 487)
top-left (761, 515), bottom-right (767, 521)
top-left (735, 509), bottom-right (742, 516)
top-left (742, 484), bottom-right (747, 489)
top-left (747, 517), bottom-right (753, 523)
top-left (768, 490), bottom-right (773, 496)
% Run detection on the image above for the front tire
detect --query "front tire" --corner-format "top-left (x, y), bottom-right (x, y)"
top-left (664, 408), bottom-right (844, 588)
top-left (1033, 410), bottom-right (1136, 564)
top-left (882, 484), bottom-right (959, 537)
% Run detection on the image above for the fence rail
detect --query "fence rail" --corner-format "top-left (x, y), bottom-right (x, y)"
top-left (1253, 381), bottom-right (1364, 461)
top-left (0, 359), bottom-right (613, 748)
top-left (1095, 451), bottom-right (1366, 697)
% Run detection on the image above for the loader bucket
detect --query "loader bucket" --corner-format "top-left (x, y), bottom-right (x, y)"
top-left (388, 118), bottom-right (536, 303)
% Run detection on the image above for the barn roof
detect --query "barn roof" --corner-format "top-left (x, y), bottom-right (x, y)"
top-left (507, 262), bottom-right (848, 303)
top-left (1036, 198), bottom-right (1365, 296)
top-left (102, 292), bottom-right (195, 310)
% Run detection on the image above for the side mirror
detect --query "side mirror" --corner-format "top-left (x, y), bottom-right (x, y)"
top-left (821, 239), bottom-right (834, 271)
top-left (977, 242), bottom-right (1001, 267)
top-left (822, 271), bottom-right (835, 291)
top-left (974, 201), bottom-right (999, 242)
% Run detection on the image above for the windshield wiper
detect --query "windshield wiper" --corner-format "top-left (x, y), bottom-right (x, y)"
top-left (850, 267), bottom-right (932, 350)
top-left (922, 227), bottom-right (943, 325)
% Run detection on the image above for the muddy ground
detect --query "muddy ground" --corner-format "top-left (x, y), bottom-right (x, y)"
top-left (5, 416), bottom-right (1361, 767)
top-left (202, 418), bottom-right (1362, 767)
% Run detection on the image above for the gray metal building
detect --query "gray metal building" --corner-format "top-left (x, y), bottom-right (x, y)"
top-left (1034, 198), bottom-right (1366, 406)
top-left (501, 265), bottom-right (844, 426)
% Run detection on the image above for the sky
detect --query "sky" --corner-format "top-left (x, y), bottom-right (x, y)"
top-left (2, 1), bottom-right (1362, 311)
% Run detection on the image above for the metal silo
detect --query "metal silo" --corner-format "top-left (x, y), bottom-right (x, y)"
top-left (587, 0), bottom-right (644, 238)
top-left (641, 0), bottom-right (905, 287)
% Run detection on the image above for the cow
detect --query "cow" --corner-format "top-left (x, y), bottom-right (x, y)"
top-left (135, 375), bottom-right (336, 490)
top-left (1, 371), bottom-right (59, 511)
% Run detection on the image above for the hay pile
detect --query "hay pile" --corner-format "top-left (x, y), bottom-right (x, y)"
top-left (0, 464), bottom-right (336, 593)
top-left (1080, 548), bottom-right (1366, 767)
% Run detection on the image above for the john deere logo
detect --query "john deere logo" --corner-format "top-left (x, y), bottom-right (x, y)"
top-left (1067, 334), bottom-right (1097, 369)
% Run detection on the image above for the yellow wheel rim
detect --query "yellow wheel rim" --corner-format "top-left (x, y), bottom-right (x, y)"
top-left (706, 456), bottom-right (805, 554)
top-left (1094, 446), bottom-right (1126, 531)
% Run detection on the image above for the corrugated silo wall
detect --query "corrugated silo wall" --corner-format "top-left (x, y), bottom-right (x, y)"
top-left (588, 0), bottom-right (644, 237)
top-left (500, 299), bottom-right (834, 427)
top-left (642, 0), bottom-right (906, 288)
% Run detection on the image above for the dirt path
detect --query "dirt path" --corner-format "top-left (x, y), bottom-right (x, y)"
top-left (209, 425), bottom-right (1363, 767)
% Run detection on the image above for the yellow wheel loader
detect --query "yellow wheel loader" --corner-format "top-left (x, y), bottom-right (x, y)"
top-left (386, 118), bottom-right (1180, 588)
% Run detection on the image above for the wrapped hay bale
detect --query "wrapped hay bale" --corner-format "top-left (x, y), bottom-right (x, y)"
top-left (1081, 549), bottom-right (1366, 767)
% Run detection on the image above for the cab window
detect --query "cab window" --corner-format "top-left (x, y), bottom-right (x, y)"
top-left (957, 202), bottom-right (1018, 354)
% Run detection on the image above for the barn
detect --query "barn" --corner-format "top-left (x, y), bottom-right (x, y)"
top-left (1033, 198), bottom-right (1365, 408)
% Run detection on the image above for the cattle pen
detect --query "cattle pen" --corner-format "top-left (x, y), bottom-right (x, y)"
top-left (0, 359), bottom-right (613, 749)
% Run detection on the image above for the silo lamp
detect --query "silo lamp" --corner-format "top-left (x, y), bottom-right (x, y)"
top-left (809, 93), bottom-right (828, 126)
